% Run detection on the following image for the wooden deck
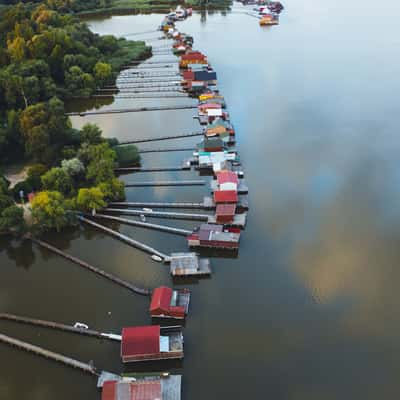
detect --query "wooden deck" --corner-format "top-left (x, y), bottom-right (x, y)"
top-left (103, 208), bottom-right (210, 221)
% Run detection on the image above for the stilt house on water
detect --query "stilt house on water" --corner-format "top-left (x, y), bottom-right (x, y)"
top-left (102, 374), bottom-right (182, 400)
top-left (188, 223), bottom-right (240, 250)
top-left (150, 287), bottom-right (190, 319)
top-left (121, 325), bottom-right (184, 363)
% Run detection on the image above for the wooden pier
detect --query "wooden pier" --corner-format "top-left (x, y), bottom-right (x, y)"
top-left (0, 333), bottom-right (98, 375)
top-left (108, 197), bottom-right (249, 211)
top-left (115, 166), bottom-right (189, 173)
top-left (118, 131), bottom-right (203, 145)
top-left (124, 180), bottom-right (205, 187)
top-left (0, 313), bottom-right (121, 341)
top-left (108, 201), bottom-right (208, 210)
top-left (79, 216), bottom-right (170, 262)
top-left (66, 104), bottom-right (197, 117)
top-left (93, 94), bottom-right (188, 100)
top-left (138, 147), bottom-right (195, 154)
top-left (103, 208), bottom-right (210, 221)
top-left (29, 236), bottom-right (150, 296)
top-left (93, 214), bottom-right (192, 236)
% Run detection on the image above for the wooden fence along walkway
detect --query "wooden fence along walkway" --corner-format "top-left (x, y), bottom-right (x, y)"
top-left (93, 214), bottom-right (192, 236)
top-left (138, 147), bottom-right (195, 154)
top-left (108, 201), bottom-right (207, 209)
top-left (124, 180), bottom-right (205, 187)
top-left (103, 208), bottom-right (210, 221)
top-left (0, 333), bottom-right (98, 375)
top-left (79, 216), bottom-right (170, 262)
top-left (66, 105), bottom-right (197, 117)
top-left (118, 131), bottom-right (203, 145)
top-left (0, 313), bottom-right (121, 341)
top-left (29, 236), bottom-right (150, 296)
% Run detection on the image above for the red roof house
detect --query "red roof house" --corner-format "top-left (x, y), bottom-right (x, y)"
top-left (121, 325), bottom-right (184, 363)
top-left (150, 287), bottom-right (189, 319)
top-left (216, 203), bottom-right (236, 223)
top-left (213, 190), bottom-right (238, 204)
top-left (217, 170), bottom-right (239, 185)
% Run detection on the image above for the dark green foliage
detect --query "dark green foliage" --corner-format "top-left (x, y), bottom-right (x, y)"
top-left (114, 144), bottom-right (140, 167)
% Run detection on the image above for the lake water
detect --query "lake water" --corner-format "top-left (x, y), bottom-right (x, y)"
top-left (2, 1), bottom-right (400, 399)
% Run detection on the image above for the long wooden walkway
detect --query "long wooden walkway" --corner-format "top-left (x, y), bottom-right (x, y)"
top-left (0, 333), bottom-right (98, 375)
top-left (0, 313), bottom-right (121, 341)
top-left (66, 104), bottom-right (197, 117)
top-left (103, 208), bottom-right (210, 221)
top-left (125, 180), bottom-right (205, 187)
top-left (93, 214), bottom-right (192, 236)
top-left (93, 94), bottom-right (188, 100)
top-left (118, 131), bottom-right (202, 145)
top-left (138, 147), bottom-right (195, 154)
top-left (115, 166), bottom-right (187, 173)
top-left (109, 201), bottom-right (207, 209)
top-left (29, 236), bottom-right (150, 296)
top-left (79, 216), bottom-right (170, 262)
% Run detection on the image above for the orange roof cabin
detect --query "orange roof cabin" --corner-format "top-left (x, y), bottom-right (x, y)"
top-left (179, 52), bottom-right (207, 68)
top-left (102, 374), bottom-right (182, 400)
top-left (121, 325), bottom-right (184, 363)
top-left (150, 287), bottom-right (190, 320)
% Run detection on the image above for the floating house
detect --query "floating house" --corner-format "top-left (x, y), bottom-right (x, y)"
top-left (169, 252), bottom-right (211, 276)
top-left (197, 138), bottom-right (225, 152)
top-left (215, 204), bottom-right (237, 224)
top-left (198, 103), bottom-right (222, 116)
top-left (213, 190), bottom-right (238, 204)
top-left (216, 170), bottom-right (239, 190)
top-left (187, 224), bottom-right (240, 250)
top-left (196, 151), bottom-right (240, 172)
top-left (180, 52), bottom-right (208, 68)
top-left (102, 374), bottom-right (182, 400)
top-left (150, 287), bottom-right (190, 320)
top-left (260, 14), bottom-right (279, 25)
top-left (121, 325), bottom-right (183, 363)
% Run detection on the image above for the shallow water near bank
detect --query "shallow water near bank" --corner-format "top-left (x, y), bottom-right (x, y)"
top-left (2, 1), bottom-right (400, 399)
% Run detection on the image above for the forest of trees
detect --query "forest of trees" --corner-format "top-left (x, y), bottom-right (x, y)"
top-left (0, 3), bottom-right (145, 234)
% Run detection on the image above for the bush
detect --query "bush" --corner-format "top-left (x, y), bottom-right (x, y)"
top-left (114, 144), bottom-right (140, 167)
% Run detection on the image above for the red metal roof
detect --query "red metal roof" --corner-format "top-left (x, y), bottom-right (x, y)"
top-left (182, 71), bottom-right (194, 80)
top-left (181, 53), bottom-right (206, 61)
top-left (121, 326), bottom-right (160, 357)
top-left (213, 190), bottom-right (238, 203)
top-left (216, 203), bottom-right (236, 216)
top-left (217, 171), bottom-right (239, 185)
top-left (150, 287), bottom-right (172, 313)
top-left (101, 381), bottom-right (117, 400)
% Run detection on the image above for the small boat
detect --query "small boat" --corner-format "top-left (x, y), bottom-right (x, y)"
top-left (151, 255), bottom-right (163, 262)
top-left (143, 208), bottom-right (153, 212)
top-left (74, 322), bottom-right (89, 329)
top-left (140, 214), bottom-right (146, 222)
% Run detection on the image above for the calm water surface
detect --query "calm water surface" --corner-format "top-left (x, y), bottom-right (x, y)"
top-left (2, 1), bottom-right (400, 399)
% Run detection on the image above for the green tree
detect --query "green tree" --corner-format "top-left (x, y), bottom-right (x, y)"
top-left (7, 36), bottom-right (27, 62)
top-left (41, 167), bottom-right (74, 196)
top-left (61, 157), bottom-right (85, 176)
top-left (26, 163), bottom-right (47, 191)
top-left (98, 177), bottom-right (125, 202)
top-left (93, 61), bottom-right (112, 86)
top-left (114, 144), bottom-right (140, 167)
top-left (0, 205), bottom-right (26, 235)
top-left (80, 123), bottom-right (102, 145)
top-left (76, 187), bottom-right (106, 212)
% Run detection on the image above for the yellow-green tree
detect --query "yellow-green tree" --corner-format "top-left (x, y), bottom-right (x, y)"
top-left (31, 191), bottom-right (70, 231)
top-left (76, 187), bottom-right (106, 212)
